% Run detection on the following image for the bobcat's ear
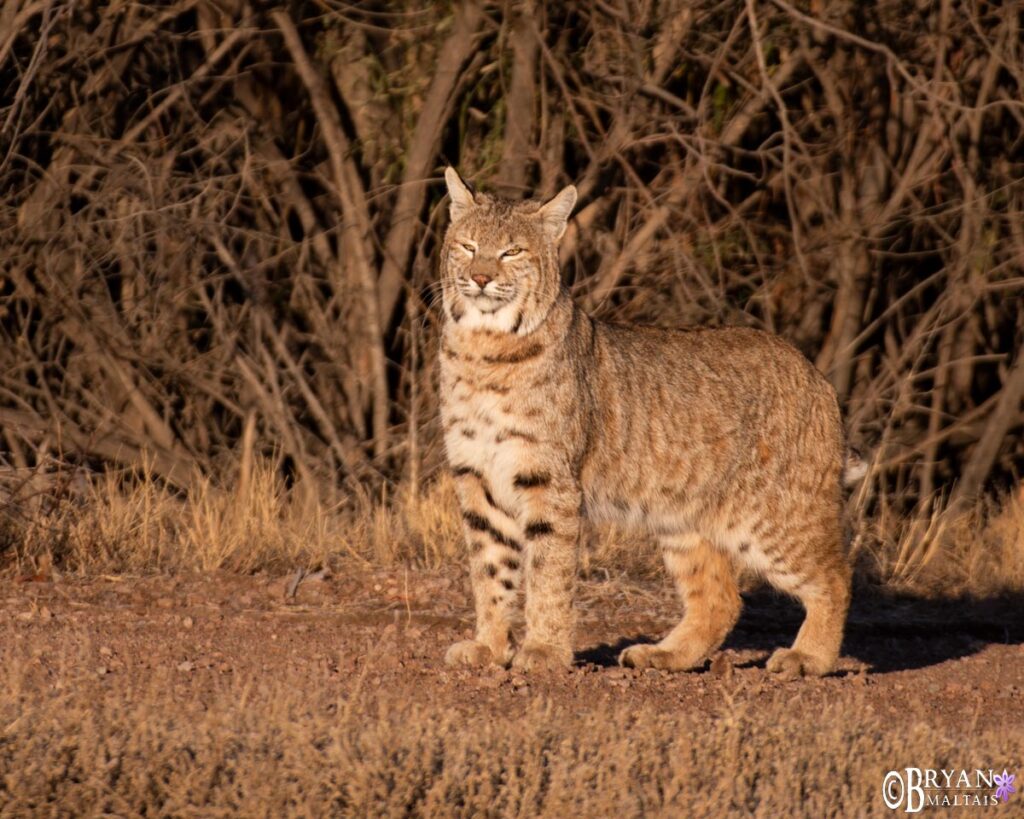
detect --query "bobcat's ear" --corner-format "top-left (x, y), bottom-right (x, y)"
top-left (537, 185), bottom-right (577, 242)
top-left (445, 167), bottom-right (476, 223)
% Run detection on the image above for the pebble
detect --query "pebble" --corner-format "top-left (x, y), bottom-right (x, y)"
top-left (182, 616), bottom-right (194, 629)
top-left (710, 654), bottom-right (734, 679)
top-left (99, 646), bottom-right (113, 657)
top-left (177, 660), bottom-right (195, 673)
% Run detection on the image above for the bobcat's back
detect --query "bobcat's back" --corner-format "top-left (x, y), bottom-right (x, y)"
top-left (581, 323), bottom-right (844, 570)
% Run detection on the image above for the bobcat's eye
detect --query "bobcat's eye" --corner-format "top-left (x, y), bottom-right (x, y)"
top-left (458, 241), bottom-right (476, 255)
top-left (501, 247), bottom-right (523, 260)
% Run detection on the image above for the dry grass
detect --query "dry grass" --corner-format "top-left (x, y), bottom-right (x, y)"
top-left (0, 659), bottom-right (1020, 817)
top-left (4, 467), bottom-right (1023, 599)
top-left (3, 464), bottom-right (463, 575)
top-left (860, 488), bottom-right (1024, 598)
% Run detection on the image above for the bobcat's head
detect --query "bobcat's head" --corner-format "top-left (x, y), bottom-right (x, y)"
top-left (441, 167), bottom-right (576, 335)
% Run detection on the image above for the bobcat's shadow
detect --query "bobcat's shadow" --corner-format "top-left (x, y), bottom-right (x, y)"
top-left (575, 588), bottom-right (1024, 674)
top-left (576, 635), bottom-right (660, 669)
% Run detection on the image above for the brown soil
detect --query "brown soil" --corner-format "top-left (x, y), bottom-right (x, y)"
top-left (5, 569), bottom-right (1022, 730)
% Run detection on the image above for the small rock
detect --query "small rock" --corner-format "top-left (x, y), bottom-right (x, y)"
top-left (510, 675), bottom-right (527, 688)
top-left (156, 597), bottom-right (174, 609)
top-left (177, 660), bottom-right (195, 673)
top-left (710, 654), bottom-right (734, 679)
top-left (182, 616), bottom-right (194, 629)
top-left (97, 666), bottom-right (108, 676)
top-left (15, 611), bottom-right (33, 622)
top-left (927, 682), bottom-right (940, 694)
top-left (39, 607), bottom-right (52, 622)
top-left (99, 646), bottom-right (113, 657)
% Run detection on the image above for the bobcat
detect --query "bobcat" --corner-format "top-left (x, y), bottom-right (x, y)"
top-left (439, 167), bottom-right (856, 679)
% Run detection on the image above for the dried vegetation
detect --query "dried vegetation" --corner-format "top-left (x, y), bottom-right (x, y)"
top-left (1, 659), bottom-right (1020, 816)
top-left (1, 1), bottom-right (1023, 594)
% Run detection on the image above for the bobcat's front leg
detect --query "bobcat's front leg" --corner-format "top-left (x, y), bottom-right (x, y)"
top-left (513, 477), bottom-right (581, 673)
top-left (445, 468), bottom-right (523, 668)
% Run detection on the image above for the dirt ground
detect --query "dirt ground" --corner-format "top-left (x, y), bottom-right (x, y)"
top-left (4, 568), bottom-right (1022, 730)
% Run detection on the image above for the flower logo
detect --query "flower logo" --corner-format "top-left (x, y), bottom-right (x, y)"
top-left (994, 770), bottom-right (1016, 803)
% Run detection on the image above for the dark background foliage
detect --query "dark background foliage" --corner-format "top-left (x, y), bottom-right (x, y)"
top-left (2, 0), bottom-right (1022, 520)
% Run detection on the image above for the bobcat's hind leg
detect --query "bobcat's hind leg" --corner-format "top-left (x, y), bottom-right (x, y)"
top-left (620, 534), bottom-right (741, 671)
top-left (765, 545), bottom-right (850, 680)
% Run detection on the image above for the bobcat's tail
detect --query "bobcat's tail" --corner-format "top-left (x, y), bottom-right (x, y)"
top-left (842, 449), bottom-right (870, 488)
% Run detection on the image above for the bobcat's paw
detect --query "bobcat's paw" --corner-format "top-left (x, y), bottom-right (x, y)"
top-left (618, 643), bottom-right (704, 671)
top-left (766, 648), bottom-right (833, 680)
top-left (511, 642), bottom-right (572, 673)
top-left (445, 640), bottom-right (504, 669)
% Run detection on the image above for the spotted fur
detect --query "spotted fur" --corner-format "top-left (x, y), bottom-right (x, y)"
top-left (440, 167), bottom-right (852, 678)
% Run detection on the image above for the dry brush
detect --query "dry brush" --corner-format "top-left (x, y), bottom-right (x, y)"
top-left (1, 1), bottom-right (1022, 589)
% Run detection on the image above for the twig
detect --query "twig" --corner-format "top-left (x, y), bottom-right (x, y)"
top-left (949, 342), bottom-right (1024, 510)
top-left (273, 8), bottom-right (390, 461)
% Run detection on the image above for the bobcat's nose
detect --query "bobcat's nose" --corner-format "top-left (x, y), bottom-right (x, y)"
top-left (471, 273), bottom-right (492, 290)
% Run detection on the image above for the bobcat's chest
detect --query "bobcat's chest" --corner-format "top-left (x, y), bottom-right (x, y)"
top-left (440, 338), bottom-right (552, 506)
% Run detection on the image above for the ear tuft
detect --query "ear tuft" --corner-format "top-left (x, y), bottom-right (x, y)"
top-left (445, 167), bottom-right (476, 223)
top-left (537, 185), bottom-right (577, 241)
